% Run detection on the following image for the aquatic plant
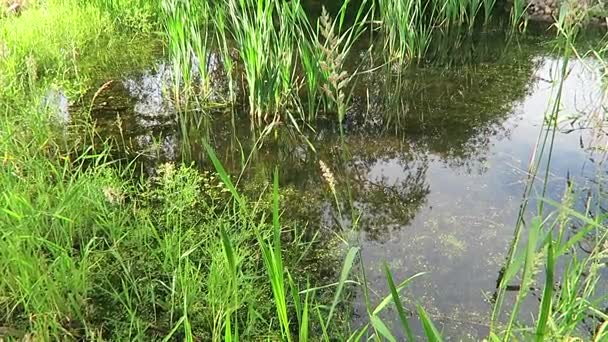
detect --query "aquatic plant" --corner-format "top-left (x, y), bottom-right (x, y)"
top-left (482, 0), bottom-right (497, 25)
top-left (377, 0), bottom-right (505, 66)
top-left (2, 0), bottom-right (608, 341)
top-left (223, 0), bottom-right (299, 126)
top-left (489, 6), bottom-right (608, 341)
top-left (317, 9), bottom-right (354, 124)
top-left (295, 0), bottom-right (370, 123)
top-left (510, 0), bottom-right (529, 31)
top-left (433, 0), bottom-right (482, 27)
top-left (161, 0), bottom-right (212, 105)
top-left (378, 0), bottom-right (434, 65)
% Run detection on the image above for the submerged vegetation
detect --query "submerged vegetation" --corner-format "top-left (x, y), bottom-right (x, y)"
top-left (0, 0), bottom-right (607, 341)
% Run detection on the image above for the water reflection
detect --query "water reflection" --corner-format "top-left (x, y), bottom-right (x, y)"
top-left (82, 30), bottom-right (608, 339)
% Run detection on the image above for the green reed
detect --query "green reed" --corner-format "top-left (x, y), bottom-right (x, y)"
top-left (490, 5), bottom-right (608, 341)
top-left (223, 0), bottom-right (298, 127)
top-left (161, 0), bottom-right (212, 105)
top-left (434, 0), bottom-right (481, 27)
top-left (3, 0), bottom-right (608, 341)
top-left (294, 0), bottom-right (370, 124)
top-left (482, 0), bottom-right (497, 25)
top-left (212, 5), bottom-right (236, 105)
top-left (379, 0), bottom-right (434, 65)
top-left (377, 0), bottom-right (497, 66)
top-left (510, 0), bottom-right (529, 31)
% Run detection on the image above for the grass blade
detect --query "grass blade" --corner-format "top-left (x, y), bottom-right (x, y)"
top-left (504, 216), bottom-right (542, 339)
top-left (219, 225), bottom-right (237, 279)
top-left (417, 304), bottom-right (443, 342)
top-left (372, 272), bottom-right (426, 316)
top-left (370, 315), bottom-right (397, 342)
top-left (203, 141), bottom-right (246, 211)
top-left (383, 263), bottom-right (415, 341)
top-left (535, 238), bottom-right (554, 342)
top-left (326, 246), bottom-right (359, 327)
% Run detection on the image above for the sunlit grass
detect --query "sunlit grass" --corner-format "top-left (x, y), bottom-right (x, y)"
top-left (0, 0), bottom-right (607, 341)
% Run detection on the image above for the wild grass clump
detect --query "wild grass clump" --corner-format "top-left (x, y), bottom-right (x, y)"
top-left (0, 99), bottom-right (282, 340)
top-left (0, 146), bottom-right (271, 340)
top-left (490, 6), bottom-right (607, 341)
top-left (316, 3), bottom-right (369, 124)
top-left (378, 0), bottom-right (434, 65)
top-left (489, 190), bottom-right (608, 341)
top-left (376, 0), bottom-right (529, 66)
top-left (156, 0), bottom-right (372, 130)
top-left (0, 1), bottom-right (113, 98)
top-left (161, 0), bottom-right (213, 106)
top-left (83, 0), bottom-right (161, 33)
top-left (0, 0), bottom-right (157, 106)
top-left (222, 0), bottom-right (305, 127)
top-left (432, 0), bottom-right (482, 27)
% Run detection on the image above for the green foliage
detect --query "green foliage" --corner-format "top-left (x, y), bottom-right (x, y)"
top-left (85, 0), bottom-right (160, 33)
top-left (1, 0), bottom-right (607, 341)
top-left (379, 0), bottom-right (434, 64)
top-left (0, 0), bottom-right (157, 105)
top-left (222, 0), bottom-right (305, 126)
top-left (0, 147), bottom-right (267, 340)
top-left (0, 1), bottom-right (113, 98)
top-left (161, 0), bottom-right (212, 105)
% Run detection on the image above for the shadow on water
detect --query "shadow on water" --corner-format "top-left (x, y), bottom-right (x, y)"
top-left (57, 25), bottom-right (608, 339)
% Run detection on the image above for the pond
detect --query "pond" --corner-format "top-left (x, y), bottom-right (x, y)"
top-left (79, 26), bottom-right (606, 340)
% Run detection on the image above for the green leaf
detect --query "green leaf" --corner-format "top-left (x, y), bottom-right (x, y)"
top-left (326, 246), bottom-right (359, 326)
top-left (203, 141), bottom-right (246, 211)
top-left (417, 305), bottom-right (443, 342)
top-left (300, 285), bottom-right (309, 342)
top-left (504, 215), bottom-right (542, 339)
top-left (348, 326), bottom-right (369, 342)
top-left (162, 315), bottom-right (185, 342)
top-left (535, 238), bottom-right (554, 342)
top-left (1, 208), bottom-right (23, 221)
top-left (370, 315), bottom-right (397, 342)
top-left (219, 225), bottom-right (237, 279)
top-left (372, 272), bottom-right (425, 316)
top-left (383, 263), bottom-right (415, 341)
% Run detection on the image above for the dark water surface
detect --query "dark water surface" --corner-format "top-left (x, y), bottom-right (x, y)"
top-left (82, 29), bottom-right (607, 339)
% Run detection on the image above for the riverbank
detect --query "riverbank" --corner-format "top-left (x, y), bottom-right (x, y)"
top-left (1, 0), bottom-right (607, 340)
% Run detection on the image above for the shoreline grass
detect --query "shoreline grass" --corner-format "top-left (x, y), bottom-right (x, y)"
top-left (0, 0), bottom-right (607, 341)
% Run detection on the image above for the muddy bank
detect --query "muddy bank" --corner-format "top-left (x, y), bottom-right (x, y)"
top-left (521, 0), bottom-right (607, 23)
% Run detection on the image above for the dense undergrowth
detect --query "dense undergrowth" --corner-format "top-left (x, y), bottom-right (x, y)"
top-left (0, 0), bottom-right (607, 341)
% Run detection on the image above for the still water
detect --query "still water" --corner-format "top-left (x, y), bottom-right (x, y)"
top-left (84, 29), bottom-right (606, 339)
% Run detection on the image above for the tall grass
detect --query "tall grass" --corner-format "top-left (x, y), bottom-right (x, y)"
top-left (222, 0), bottom-right (299, 127)
top-left (2, 0), bottom-right (608, 341)
top-left (82, 0), bottom-right (161, 32)
top-left (482, 0), bottom-right (497, 25)
top-left (510, 0), bottom-right (529, 31)
top-left (0, 1), bottom-right (113, 99)
top-left (317, 2), bottom-right (370, 124)
top-left (433, 0), bottom-right (482, 27)
top-left (376, 0), bottom-right (533, 66)
top-left (206, 142), bottom-right (446, 341)
top-left (378, 0), bottom-right (434, 65)
top-left (489, 4), bottom-right (607, 341)
top-left (161, 0), bottom-right (212, 105)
